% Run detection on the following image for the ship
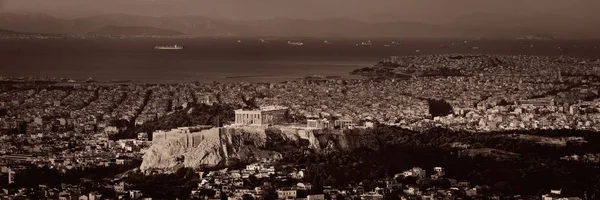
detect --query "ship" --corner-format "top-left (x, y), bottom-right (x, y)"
top-left (357, 40), bottom-right (372, 47)
top-left (259, 38), bottom-right (270, 43)
top-left (324, 40), bottom-right (333, 45)
top-left (154, 44), bottom-right (184, 50)
top-left (287, 41), bottom-right (304, 46)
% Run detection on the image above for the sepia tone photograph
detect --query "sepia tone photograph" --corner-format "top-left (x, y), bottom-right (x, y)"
top-left (1, 0), bottom-right (600, 199)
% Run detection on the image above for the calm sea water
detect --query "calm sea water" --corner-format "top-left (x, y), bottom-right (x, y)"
top-left (0, 38), bottom-right (599, 83)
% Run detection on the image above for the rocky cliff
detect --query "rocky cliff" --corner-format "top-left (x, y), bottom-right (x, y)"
top-left (140, 126), bottom-right (377, 172)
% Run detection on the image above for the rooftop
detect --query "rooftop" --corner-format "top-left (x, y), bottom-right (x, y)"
top-left (236, 105), bottom-right (288, 112)
top-left (155, 125), bottom-right (214, 133)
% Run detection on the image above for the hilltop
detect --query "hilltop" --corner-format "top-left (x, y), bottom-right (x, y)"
top-left (88, 25), bottom-right (184, 36)
top-left (2, 12), bottom-right (598, 38)
top-left (0, 28), bottom-right (18, 34)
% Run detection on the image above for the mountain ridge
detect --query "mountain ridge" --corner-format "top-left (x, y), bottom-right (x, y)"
top-left (0, 12), bottom-right (598, 38)
top-left (88, 25), bottom-right (184, 36)
top-left (0, 28), bottom-right (18, 34)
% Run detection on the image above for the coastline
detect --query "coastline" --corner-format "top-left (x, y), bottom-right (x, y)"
top-left (1, 38), bottom-right (600, 84)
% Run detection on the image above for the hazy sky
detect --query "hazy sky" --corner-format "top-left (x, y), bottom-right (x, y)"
top-left (2, 0), bottom-right (599, 22)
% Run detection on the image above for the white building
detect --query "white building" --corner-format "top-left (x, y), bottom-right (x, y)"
top-left (234, 106), bottom-right (288, 126)
top-left (334, 119), bottom-right (355, 129)
top-left (129, 190), bottom-right (143, 199)
top-left (246, 163), bottom-right (264, 171)
top-left (307, 194), bottom-right (325, 200)
top-left (432, 167), bottom-right (445, 179)
top-left (276, 188), bottom-right (297, 199)
top-left (433, 167), bottom-right (444, 175)
top-left (307, 119), bottom-right (330, 129)
top-left (197, 93), bottom-right (212, 105)
top-left (402, 167), bottom-right (426, 179)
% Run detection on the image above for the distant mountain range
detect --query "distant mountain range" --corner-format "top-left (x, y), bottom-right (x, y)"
top-left (0, 12), bottom-right (599, 38)
top-left (448, 12), bottom-right (600, 38)
top-left (0, 28), bottom-right (19, 35)
top-left (89, 25), bottom-right (184, 36)
top-left (0, 28), bottom-right (48, 36)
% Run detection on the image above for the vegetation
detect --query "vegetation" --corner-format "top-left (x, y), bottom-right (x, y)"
top-left (350, 63), bottom-right (464, 78)
top-left (108, 124), bottom-right (600, 199)
top-left (110, 103), bottom-right (236, 140)
top-left (125, 168), bottom-right (200, 199)
top-left (3, 161), bottom-right (141, 198)
top-left (279, 125), bottom-right (600, 197)
top-left (426, 99), bottom-right (453, 117)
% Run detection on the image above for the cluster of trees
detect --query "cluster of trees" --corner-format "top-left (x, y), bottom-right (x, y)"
top-left (263, 128), bottom-right (306, 152)
top-left (426, 99), bottom-right (453, 117)
top-left (110, 103), bottom-right (236, 140)
top-left (279, 125), bottom-right (600, 197)
top-left (349, 67), bottom-right (413, 79)
top-left (110, 125), bottom-right (600, 199)
top-left (125, 167), bottom-right (200, 199)
top-left (351, 64), bottom-right (464, 78)
top-left (0, 108), bottom-right (8, 116)
top-left (3, 161), bottom-right (141, 198)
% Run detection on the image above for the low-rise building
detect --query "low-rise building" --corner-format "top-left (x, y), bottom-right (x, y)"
top-left (276, 188), bottom-right (297, 199)
top-left (307, 119), bottom-right (330, 129)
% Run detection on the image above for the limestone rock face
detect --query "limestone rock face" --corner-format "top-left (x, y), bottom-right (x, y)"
top-left (141, 126), bottom-right (290, 172)
top-left (140, 126), bottom-right (369, 172)
top-left (139, 139), bottom-right (188, 171)
top-left (181, 130), bottom-right (225, 168)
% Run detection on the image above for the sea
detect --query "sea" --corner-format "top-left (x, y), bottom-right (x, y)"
top-left (0, 38), bottom-right (599, 83)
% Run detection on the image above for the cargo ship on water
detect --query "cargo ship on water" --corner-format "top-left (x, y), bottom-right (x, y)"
top-left (356, 40), bottom-right (372, 47)
top-left (154, 44), bottom-right (184, 50)
top-left (287, 41), bottom-right (304, 46)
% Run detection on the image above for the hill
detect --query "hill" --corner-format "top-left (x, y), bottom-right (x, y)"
top-left (450, 12), bottom-right (600, 38)
top-left (0, 28), bottom-right (55, 38)
top-left (0, 28), bottom-right (18, 35)
top-left (1, 12), bottom-right (599, 38)
top-left (88, 25), bottom-right (184, 36)
top-left (72, 15), bottom-right (462, 37)
top-left (0, 13), bottom-right (69, 34)
top-left (0, 13), bottom-right (474, 38)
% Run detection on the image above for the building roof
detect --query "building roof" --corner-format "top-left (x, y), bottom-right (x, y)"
top-left (236, 105), bottom-right (288, 112)
top-left (154, 125), bottom-right (214, 133)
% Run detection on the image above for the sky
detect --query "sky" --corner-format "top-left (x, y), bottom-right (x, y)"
top-left (1, 0), bottom-right (599, 23)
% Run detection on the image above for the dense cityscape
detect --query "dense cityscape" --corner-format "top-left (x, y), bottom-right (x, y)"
top-left (0, 54), bottom-right (599, 199)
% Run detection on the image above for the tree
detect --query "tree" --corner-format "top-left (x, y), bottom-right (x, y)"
top-left (426, 99), bottom-right (453, 117)
top-left (248, 175), bottom-right (259, 187)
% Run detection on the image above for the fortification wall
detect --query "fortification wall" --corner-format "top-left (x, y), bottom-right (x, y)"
top-left (152, 127), bottom-right (222, 148)
top-left (152, 131), bottom-right (166, 143)
top-left (190, 127), bottom-right (221, 148)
